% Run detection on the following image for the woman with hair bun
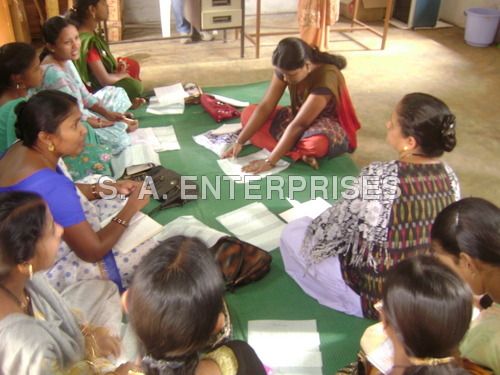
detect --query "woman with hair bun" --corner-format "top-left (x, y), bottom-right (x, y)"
top-left (0, 90), bottom-right (155, 293)
top-left (68, 0), bottom-right (144, 104)
top-left (126, 236), bottom-right (267, 375)
top-left (432, 197), bottom-right (500, 374)
top-left (280, 92), bottom-right (460, 319)
top-left (222, 37), bottom-right (360, 171)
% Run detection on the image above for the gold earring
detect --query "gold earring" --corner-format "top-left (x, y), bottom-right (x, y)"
top-left (403, 145), bottom-right (409, 152)
top-left (28, 264), bottom-right (33, 280)
top-left (48, 143), bottom-right (55, 152)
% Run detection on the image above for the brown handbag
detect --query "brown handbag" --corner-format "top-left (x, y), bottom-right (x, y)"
top-left (209, 236), bottom-right (272, 290)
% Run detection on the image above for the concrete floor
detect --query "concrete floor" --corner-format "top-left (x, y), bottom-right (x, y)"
top-left (110, 13), bottom-right (500, 205)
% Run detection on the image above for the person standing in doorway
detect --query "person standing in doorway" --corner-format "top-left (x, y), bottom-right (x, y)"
top-left (173, 0), bottom-right (215, 43)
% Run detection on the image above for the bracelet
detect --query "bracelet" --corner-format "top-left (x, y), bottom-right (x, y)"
top-left (91, 184), bottom-right (100, 199)
top-left (264, 158), bottom-right (276, 167)
top-left (112, 216), bottom-right (129, 228)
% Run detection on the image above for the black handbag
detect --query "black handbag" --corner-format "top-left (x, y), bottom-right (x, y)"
top-left (121, 164), bottom-right (198, 214)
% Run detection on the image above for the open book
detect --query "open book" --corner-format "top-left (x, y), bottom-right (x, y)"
top-left (101, 212), bottom-right (163, 254)
top-left (111, 144), bottom-right (160, 179)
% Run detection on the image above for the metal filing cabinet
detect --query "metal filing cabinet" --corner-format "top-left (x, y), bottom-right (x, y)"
top-left (393, 0), bottom-right (442, 28)
top-left (184, 0), bottom-right (243, 31)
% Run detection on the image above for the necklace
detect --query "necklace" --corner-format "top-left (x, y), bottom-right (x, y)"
top-left (0, 284), bottom-right (33, 315)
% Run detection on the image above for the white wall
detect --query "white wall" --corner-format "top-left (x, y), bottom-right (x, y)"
top-left (439, 0), bottom-right (500, 27)
top-left (123, 0), bottom-right (297, 24)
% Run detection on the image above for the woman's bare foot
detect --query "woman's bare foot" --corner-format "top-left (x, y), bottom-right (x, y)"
top-left (302, 155), bottom-right (319, 170)
top-left (130, 97), bottom-right (146, 110)
top-left (124, 118), bottom-right (139, 133)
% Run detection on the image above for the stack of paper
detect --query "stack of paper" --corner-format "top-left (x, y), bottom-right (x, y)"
top-left (129, 127), bottom-right (180, 152)
top-left (147, 84), bottom-right (189, 115)
top-left (216, 202), bottom-right (285, 251)
top-left (111, 144), bottom-right (161, 179)
top-left (216, 149), bottom-right (290, 183)
top-left (248, 320), bottom-right (323, 375)
top-left (279, 198), bottom-right (332, 223)
top-left (154, 216), bottom-right (228, 248)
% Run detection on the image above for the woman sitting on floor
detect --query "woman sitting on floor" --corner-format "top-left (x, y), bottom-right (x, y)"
top-left (379, 255), bottom-right (472, 375)
top-left (40, 16), bottom-right (139, 155)
top-left (432, 198), bottom-right (500, 374)
top-left (0, 191), bottom-right (139, 375)
top-left (222, 37), bottom-right (360, 172)
top-left (0, 90), bottom-right (155, 293)
top-left (280, 92), bottom-right (460, 319)
top-left (69, 0), bottom-right (145, 105)
top-left (0, 42), bottom-right (113, 180)
top-left (125, 235), bottom-right (267, 375)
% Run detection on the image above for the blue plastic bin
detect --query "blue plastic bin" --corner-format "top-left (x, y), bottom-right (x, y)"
top-left (464, 8), bottom-right (500, 47)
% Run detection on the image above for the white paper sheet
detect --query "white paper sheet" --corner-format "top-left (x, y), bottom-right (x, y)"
top-left (101, 212), bottom-right (163, 254)
top-left (279, 198), bottom-right (331, 223)
top-left (146, 96), bottom-right (185, 115)
top-left (153, 83), bottom-right (189, 105)
top-left (193, 130), bottom-right (240, 157)
top-left (211, 94), bottom-right (249, 108)
top-left (130, 127), bottom-right (162, 149)
top-left (111, 144), bottom-right (161, 179)
top-left (210, 122), bottom-right (242, 135)
top-left (248, 320), bottom-right (323, 374)
top-left (216, 202), bottom-right (285, 251)
top-left (151, 126), bottom-right (180, 151)
top-left (217, 149), bottom-right (290, 184)
top-left (154, 215), bottom-right (228, 248)
top-left (366, 338), bottom-right (394, 374)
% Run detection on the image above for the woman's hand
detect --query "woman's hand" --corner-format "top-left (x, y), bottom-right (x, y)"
top-left (90, 326), bottom-right (121, 358)
top-left (241, 159), bottom-right (274, 174)
top-left (125, 182), bottom-right (151, 212)
top-left (116, 59), bottom-right (129, 74)
top-left (111, 362), bottom-right (143, 375)
top-left (105, 111), bottom-right (126, 122)
top-left (123, 117), bottom-right (139, 133)
top-left (88, 117), bottom-right (114, 129)
top-left (114, 180), bottom-right (142, 196)
top-left (221, 142), bottom-right (243, 159)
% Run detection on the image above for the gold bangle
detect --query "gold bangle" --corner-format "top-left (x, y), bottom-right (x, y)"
top-left (112, 216), bottom-right (129, 228)
top-left (91, 184), bottom-right (100, 199)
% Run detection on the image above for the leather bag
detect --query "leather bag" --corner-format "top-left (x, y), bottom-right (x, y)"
top-left (209, 236), bottom-right (272, 290)
top-left (121, 164), bottom-right (198, 214)
top-left (200, 94), bottom-right (240, 123)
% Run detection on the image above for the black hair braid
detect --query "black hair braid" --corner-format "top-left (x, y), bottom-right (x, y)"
top-left (13, 101), bottom-right (28, 141)
top-left (311, 47), bottom-right (347, 70)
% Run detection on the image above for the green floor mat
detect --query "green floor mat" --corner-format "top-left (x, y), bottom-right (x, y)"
top-left (130, 81), bottom-right (374, 374)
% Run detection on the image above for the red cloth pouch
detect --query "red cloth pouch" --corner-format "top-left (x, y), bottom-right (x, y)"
top-left (200, 94), bottom-right (241, 123)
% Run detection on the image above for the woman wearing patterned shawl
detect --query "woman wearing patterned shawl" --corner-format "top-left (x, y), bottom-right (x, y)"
top-left (280, 92), bottom-right (460, 319)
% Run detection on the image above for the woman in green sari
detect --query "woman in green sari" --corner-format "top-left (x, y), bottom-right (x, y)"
top-left (69, 0), bottom-right (145, 107)
top-left (0, 42), bottom-right (112, 180)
